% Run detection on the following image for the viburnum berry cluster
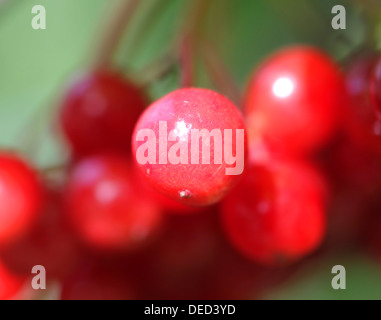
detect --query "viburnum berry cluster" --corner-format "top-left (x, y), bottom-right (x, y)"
top-left (2, 1), bottom-right (381, 301)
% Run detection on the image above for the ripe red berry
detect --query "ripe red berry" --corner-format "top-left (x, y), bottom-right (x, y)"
top-left (0, 186), bottom-right (79, 279)
top-left (132, 88), bottom-right (247, 206)
top-left (0, 260), bottom-right (26, 300)
top-left (0, 154), bottom-right (42, 247)
top-left (59, 70), bottom-right (146, 156)
top-left (221, 153), bottom-right (327, 266)
top-left (370, 55), bottom-right (381, 123)
top-left (345, 53), bottom-right (381, 152)
top-left (65, 154), bottom-right (162, 251)
top-left (135, 166), bottom-right (205, 214)
top-left (245, 46), bottom-right (343, 155)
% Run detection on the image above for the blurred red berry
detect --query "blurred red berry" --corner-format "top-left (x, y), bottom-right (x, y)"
top-left (330, 140), bottom-right (381, 199)
top-left (132, 88), bottom-right (247, 206)
top-left (245, 46), bottom-right (343, 155)
top-left (0, 260), bottom-right (26, 300)
top-left (371, 55), bottom-right (381, 121)
top-left (345, 53), bottom-right (381, 152)
top-left (59, 70), bottom-right (146, 156)
top-left (65, 154), bottom-right (162, 251)
top-left (0, 186), bottom-right (79, 279)
top-left (221, 153), bottom-right (327, 266)
top-left (0, 154), bottom-right (42, 247)
top-left (128, 209), bottom-right (268, 299)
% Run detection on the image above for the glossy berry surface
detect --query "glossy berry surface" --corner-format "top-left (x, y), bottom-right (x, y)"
top-left (135, 166), bottom-right (205, 215)
top-left (65, 154), bottom-right (162, 251)
top-left (0, 154), bottom-right (42, 247)
top-left (221, 154), bottom-right (327, 266)
top-left (60, 70), bottom-right (146, 156)
top-left (245, 46), bottom-right (343, 154)
top-left (132, 88), bottom-right (247, 206)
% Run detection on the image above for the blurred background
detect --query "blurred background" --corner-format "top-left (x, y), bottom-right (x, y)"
top-left (1, 0), bottom-right (381, 299)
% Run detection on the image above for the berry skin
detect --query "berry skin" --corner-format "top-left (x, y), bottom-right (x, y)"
top-left (59, 70), bottom-right (146, 156)
top-left (65, 154), bottom-right (162, 251)
top-left (0, 154), bottom-right (42, 247)
top-left (370, 55), bottom-right (381, 124)
top-left (221, 153), bottom-right (327, 266)
top-left (345, 53), bottom-right (381, 152)
top-left (135, 165), bottom-right (205, 215)
top-left (245, 46), bottom-right (343, 155)
top-left (0, 187), bottom-right (79, 279)
top-left (132, 88), bottom-right (247, 206)
top-left (0, 260), bottom-right (26, 300)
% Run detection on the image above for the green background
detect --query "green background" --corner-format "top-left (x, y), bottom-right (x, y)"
top-left (0, 0), bottom-right (380, 299)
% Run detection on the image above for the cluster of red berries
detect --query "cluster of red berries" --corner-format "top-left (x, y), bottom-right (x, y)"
top-left (1, 44), bottom-right (381, 300)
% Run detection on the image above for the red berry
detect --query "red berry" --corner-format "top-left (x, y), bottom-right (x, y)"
top-left (0, 186), bottom-right (79, 279)
top-left (65, 154), bottom-right (162, 251)
top-left (330, 140), bottom-right (381, 198)
top-left (221, 153), bottom-right (327, 266)
top-left (59, 70), bottom-right (146, 156)
top-left (0, 154), bottom-right (42, 247)
top-left (127, 209), bottom-right (267, 299)
top-left (245, 46), bottom-right (343, 154)
top-left (0, 260), bottom-right (26, 300)
top-left (370, 55), bottom-right (381, 124)
top-left (148, 210), bottom-right (221, 275)
top-left (135, 166), bottom-right (205, 214)
top-left (132, 88), bottom-right (247, 206)
top-left (345, 53), bottom-right (381, 152)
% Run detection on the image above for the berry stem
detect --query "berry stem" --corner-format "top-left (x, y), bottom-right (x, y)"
top-left (135, 52), bottom-right (177, 89)
top-left (40, 164), bottom-right (67, 175)
top-left (177, 0), bottom-right (213, 87)
top-left (200, 41), bottom-right (242, 107)
top-left (16, 88), bottom-right (63, 163)
top-left (0, 0), bottom-right (16, 19)
top-left (91, 0), bottom-right (141, 69)
top-left (179, 34), bottom-right (195, 88)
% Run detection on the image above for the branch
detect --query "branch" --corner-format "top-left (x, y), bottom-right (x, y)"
top-left (134, 52), bottom-right (177, 89)
top-left (200, 41), bottom-right (242, 107)
top-left (177, 0), bottom-right (213, 87)
top-left (91, 0), bottom-right (141, 69)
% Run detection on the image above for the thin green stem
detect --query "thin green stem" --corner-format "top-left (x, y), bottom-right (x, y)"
top-left (200, 41), bottom-right (242, 107)
top-left (134, 52), bottom-right (177, 89)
